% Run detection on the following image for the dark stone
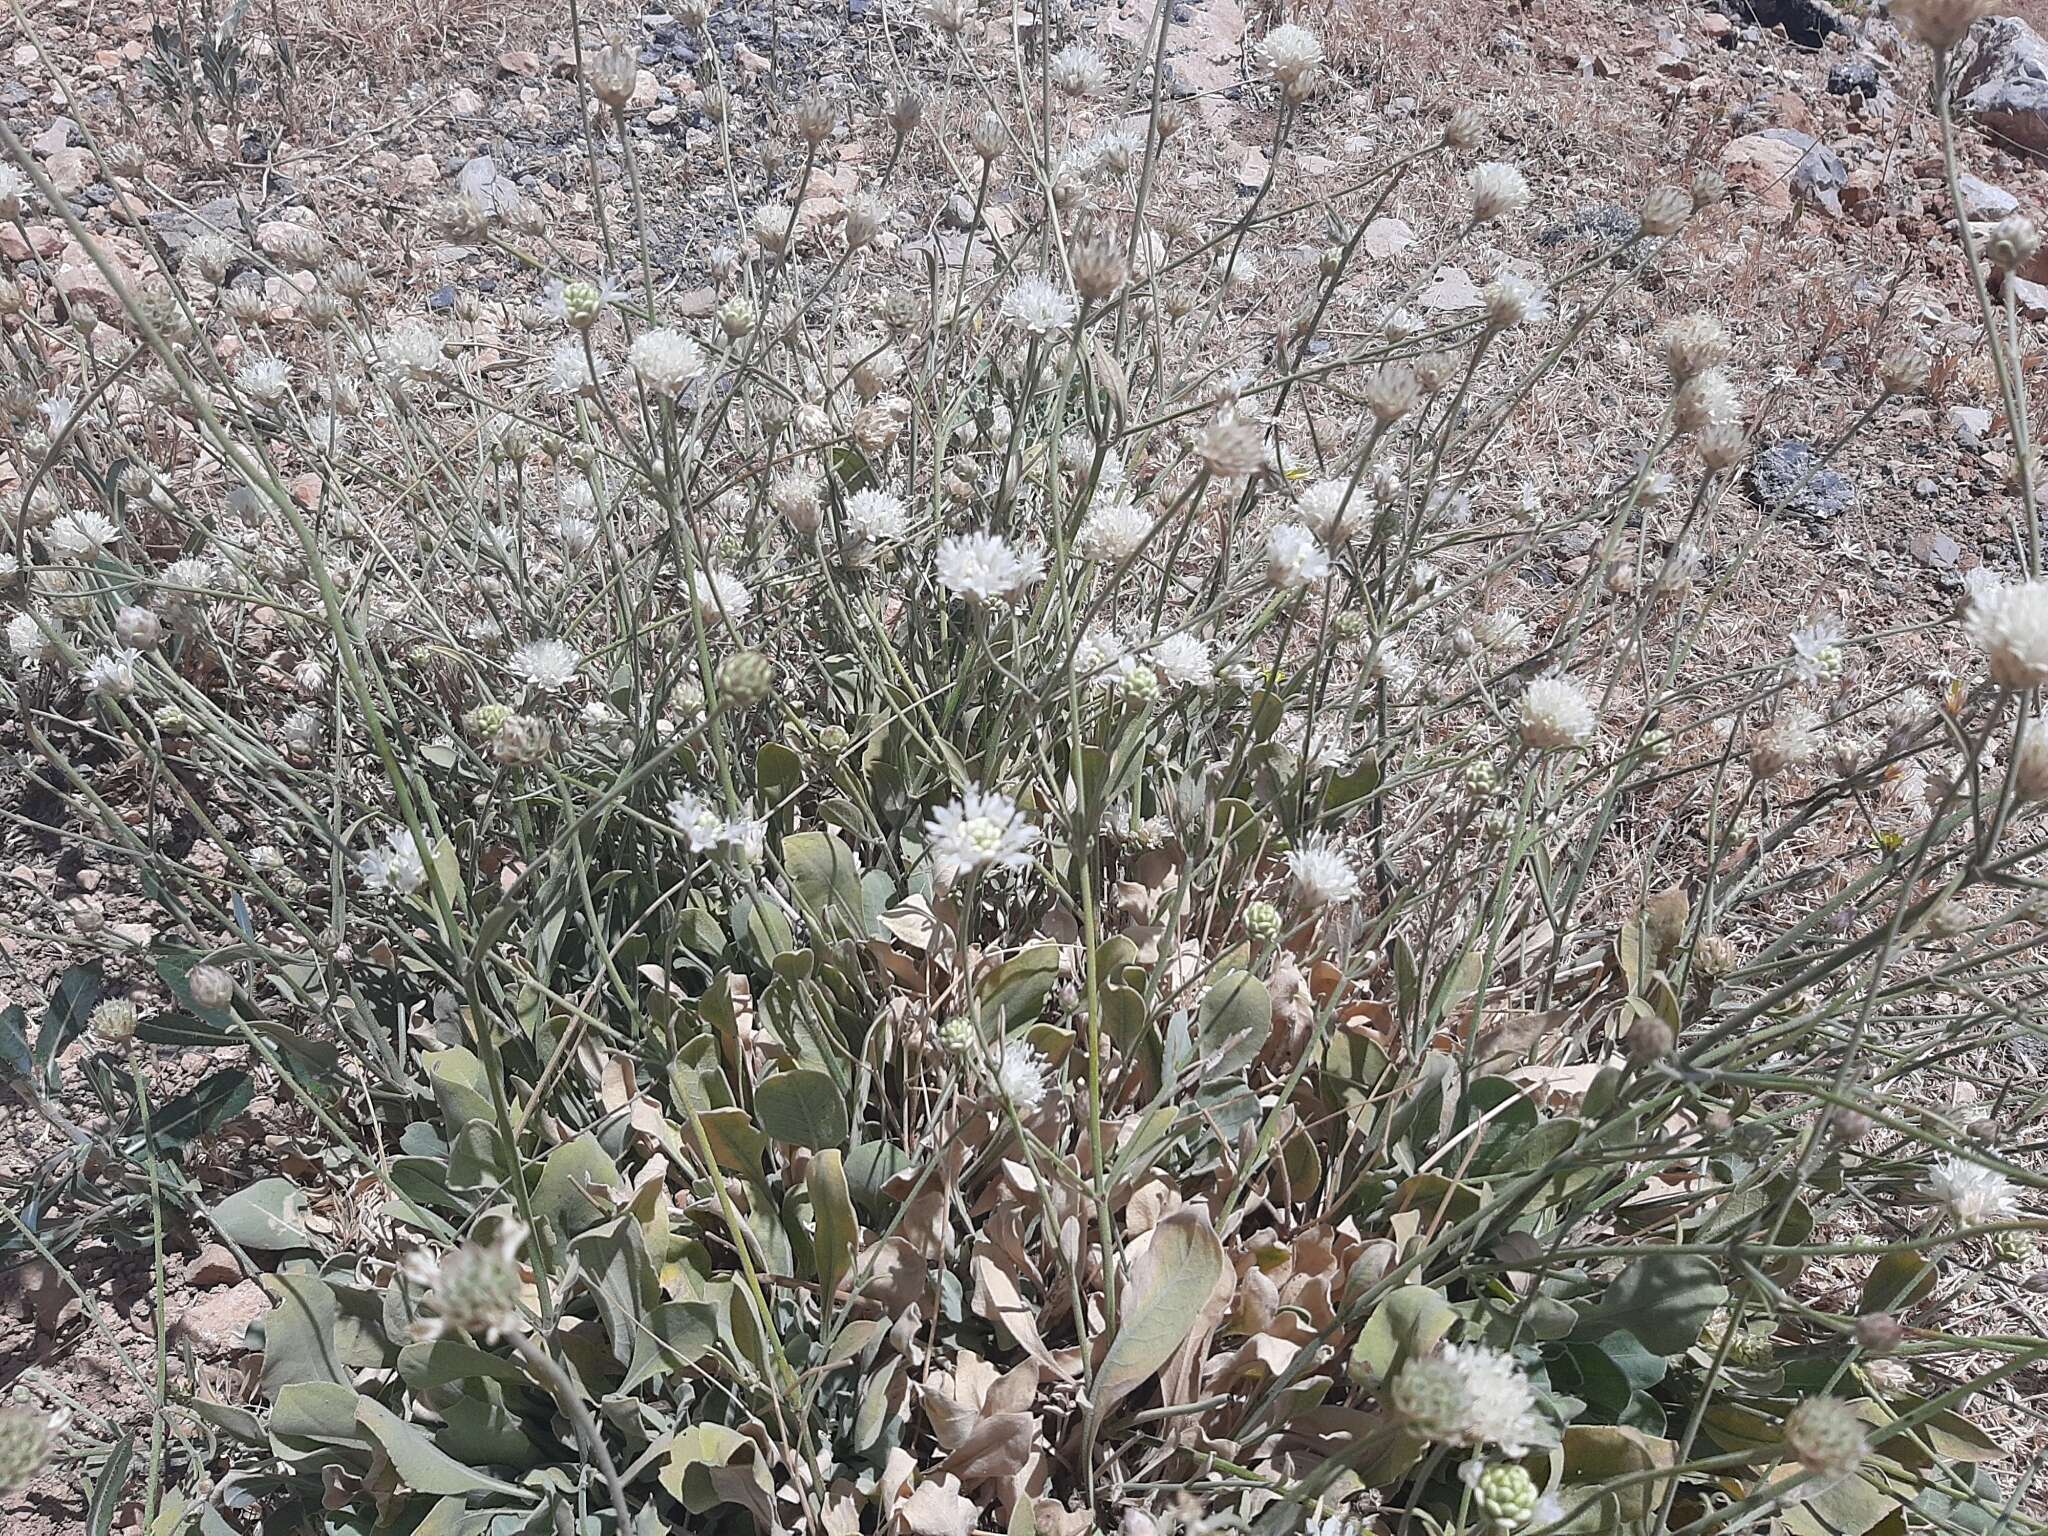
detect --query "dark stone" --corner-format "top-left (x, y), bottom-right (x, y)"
top-left (1957, 16), bottom-right (2048, 162)
top-left (1828, 57), bottom-right (1879, 98)
top-left (1749, 441), bottom-right (1856, 521)
top-left (1726, 0), bottom-right (1845, 49)
top-left (429, 285), bottom-right (457, 312)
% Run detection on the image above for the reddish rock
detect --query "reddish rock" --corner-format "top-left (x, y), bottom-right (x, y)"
top-left (171, 1279), bottom-right (268, 1354)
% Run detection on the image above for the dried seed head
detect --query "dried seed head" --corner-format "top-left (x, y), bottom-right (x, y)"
top-left (887, 86), bottom-right (925, 138)
top-left (970, 110), bottom-right (1006, 163)
top-left (844, 194), bottom-right (886, 252)
top-left (793, 94), bottom-right (838, 148)
top-left (1986, 214), bottom-right (2041, 274)
top-left (1691, 168), bottom-right (1728, 210)
top-left (1674, 366), bottom-right (1741, 437)
top-left (1783, 1397), bottom-right (1868, 1481)
top-left (1662, 315), bottom-right (1728, 384)
top-left (1442, 106), bottom-right (1485, 151)
top-left (428, 193), bottom-right (488, 244)
top-left (589, 41), bottom-right (639, 109)
top-left (188, 963), bottom-right (235, 1011)
top-left (1879, 345), bottom-right (1932, 396)
top-left (1640, 184), bottom-right (1693, 238)
top-left (1072, 237), bottom-right (1127, 302)
top-left (1890, 0), bottom-right (1999, 51)
top-left (1360, 364), bottom-right (1422, 424)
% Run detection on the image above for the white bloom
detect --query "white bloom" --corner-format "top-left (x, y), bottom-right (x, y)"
top-left (1048, 42), bottom-right (1110, 97)
top-left (668, 791), bottom-right (726, 852)
top-left (1517, 675), bottom-right (1598, 751)
top-left (1788, 619), bottom-right (1846, 686)
top-left (1297, 479), bottom-right (1369, 543)
top-left (628, 327), bottom-right (706, 397)
top-left (1076, 499), bottom-right (1153, 562)
top-left (1966, 579), bottom-right (2048, 690)
top-left (544, 341), bottom-right (608, 396)
top-left (1259, 23), bottom-right (1324, 85)
top-left (555, 516), bottom-right (598, 556)
top-left (1001, 276), bottom-right (1079, 338)
top-left (402, 1221), bottom-right (529, 1343)
top-left (925, 785), bottom-right (1041, 886)
top-left (358, 826), bottom-right (428, 896)
top-left (993, 1038), bottom-right (1052, 1110)
top-left (235, 356), bottom-right (292, 404)
top-left (843, 488), bottom-right (909, 543)
top-left (45, 509), bottom-right (118, 562)
top-left (84, 652), bottom-right (137, 697)
top-left (1922, 1154), bottom-right (2019, 1226)
top-left (508, 638), bottom-right (581, 692)
top-left (40, 394), bottom-right (77, 436)
top-left (1286, 836), bottom-right (1361, 906)
top-left (1482, 273), bottom-right (1551, 330)
top-left (383, 321), bottom-right (446, 382)
top-left (1150, 633), bottom-right (1215, 689)
top-left (936, 532), bottom-right (1045, 606)
top-left (1469, 162), bottom-right (1531, 224)
top-left (691, 567), bottom-right (754, 624)
top-left (1073, 627), bottom-right (1128, 681)
top-left (750, 202), bottom-right (797, 254)
top-left (1442, 1343), bottom-right (1546, 1457)
top-left (1266, 523), bottom-right (1332, 590)
top-left (0, 163), bottom-right (31, 217)
top-left (7, 610), bottom-right (58, 665)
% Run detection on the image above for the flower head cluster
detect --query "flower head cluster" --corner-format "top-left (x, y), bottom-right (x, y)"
top-left (359, 827), bottom-right (429, 896)
top-left (1965, 579), bottom-right (2048, 690)
top-left (1002, 276), bottom-right (1080, 337)
top-left (843, 488), bottom-right (909, 543)
top-left (508, 638), bottom-right (582, 692)
top-left (667, 791), bottom-right (766, 862)
top-left (628, 327), bottom-right (706, 397)
top-left (1922, 1154), bottom-right (2019, 1227)
top-left (936, 532), bottom-right (1045, 606)
top-left (925, 785), bottom-right (1041, 886)
top-left (993, 1038), bottom-right (1052, 1111)
top-left (402, 1222), bottom-right (530, 1343)
top-left (1517, 675), bottom-right (1598, 751)
top-left (1286, 836), bottom-right (1361, 906)
top-left (1267, 523), bottom-right (1332, 590)
top-left (692, 568), bottom-right (755, 625)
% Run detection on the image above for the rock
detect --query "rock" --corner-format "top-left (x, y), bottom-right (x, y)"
top-left (43, 146), bottom-right (95, 195)
top-left (1828, 57), bottom-right (1880, 99)
top-left (182, 1243), bottom-right (241, 1288)
top-left (1957, 17), bottom-right (2048, 161)
top-left (1361, 216), bottom-right (1416, 259)
top-left (497, 49), bottom-right (541, 77)
top-left (172, 1279), bottom-right (268, 1354)
top-left (448, 87), bottom-right (483, 116)
top-left (2006, 273), bottom-right (2048, 318)
top-left (1418, 266), bottom-right (1482, 310)
top-left (1951, 404), bottom-right (1995, 447)
top-left (457, 155), bottom-right (521, 218)
top-left (1749, 440), bottom-right (1856, 520)
top-left (1956, 172), bottom-right (2019, 219)
top-left (1841, 164), bottom-right (1885, 217)
top-left (1728, 0), bottom-right (1845, 48)
top-left (1721, 130), bottom-right (1847, 214)
top-left (31, 117), bottom-right (75, 156)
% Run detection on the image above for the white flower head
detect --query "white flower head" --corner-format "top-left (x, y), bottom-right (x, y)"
top-left (402, 1221), bottom-right (529, 1343)
top-left (1922, 1154), bottom-right (2019, 1227)
top-left (544, 340), bottom-right (609, 397)
top-left (1298, 479), bottom-right (1370, 543)
top-left (1266, 523), bottom-right (1332, 591)
top-left (358, 826), bottom-right (428, 896)
top-left (1259, 23), bottom-right (1325, 86)
top-left (843, 488), bottom-right (909, 543)
top-left (1966, 579), bottom-right (2048, 690)
top-left (508, 638), bottom-right (582, 692)
top-left (1048, 42), bottom-right (1110, 97)
top-left (936, 532), bottom-right (1045, 606)
top-left (1441, 1343), bottom-right (1545, 1457)
top-left (691, 567), bottom-right (754, 625)
top-left (993, 1038), bottom-right (1052, 1111)
top-left (84, 651), bottom-right (138, 698)
top-left (235, 356), bottom-right (292, 405)
top-left (1517, 674), bottom-right (1598, 751)
top-left (383, 320), bottom-right (446, 383)
top-left (1789, 619), bottom-right (1846, 686)
top-left (628, 327), bottom-right (706, 397)
top-left (925, 785), bottom-right (1041, 886)
top-left (1469, 162), bottom-right (1531, 224)
top-left (1150, 633), bottom-right (1215, 689)
top-left (46, 509), bottom-right (118, 562)
top-left (1076, 499), bottom-right (1153, 562)
top-left (7, 610), bottom-right (59, 666)
top-left (1482, 273), bottom-right (1551, 330)
top-left (1001, 276), bottom-right (1080, 338)
top-left (1286, 836), bottom-right (1361, 906)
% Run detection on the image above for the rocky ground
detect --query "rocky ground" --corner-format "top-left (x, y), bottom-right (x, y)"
top-left (6, 0), bottom-right (2048, 1528)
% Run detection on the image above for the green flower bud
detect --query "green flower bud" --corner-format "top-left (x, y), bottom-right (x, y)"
top-left (1245, 900), bottom-right (1283, 944)
top-left (1474, 1463), bottom-right (1540, 1528)
top-left (718, 650), bottom-right (775, 710)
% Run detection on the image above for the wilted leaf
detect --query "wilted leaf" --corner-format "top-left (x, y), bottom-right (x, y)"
top-left (1085, 1206), bottom-right (1226, 1452)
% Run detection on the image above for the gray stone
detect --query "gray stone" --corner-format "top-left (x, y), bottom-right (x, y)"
top-left (1749, 440), bottom-right (1856, 520)
top-left (1956, 172), bottom-right (2019, 219)
top-left (1952, 405), bottom-right (1995, 448)
top-left (1759, 128), bottom-right (1849, 203)
top-left (1957, 17), bottom-right (2048, 161)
